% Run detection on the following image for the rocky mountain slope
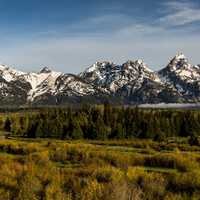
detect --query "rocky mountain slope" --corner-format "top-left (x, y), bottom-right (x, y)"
top-left (0, 53), bottom-right (199, 105)
top-left (158, 53), bottom-right (200, 101)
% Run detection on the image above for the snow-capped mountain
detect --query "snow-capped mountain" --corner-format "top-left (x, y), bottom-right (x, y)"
top-left (79, 60), bottom-right (160, 93)
top-left (0, 65), bottom-right (102, 105)
top-left (0, 64), bottom-right (25, 81)
top-left (19, 68), bottom-right (62, 101)
top-left (79, 58), bottom-right (183, 103)
top-left (0, 53), bottom-right (199, 106)
top-left (158, 53), bottom-right (200, 101)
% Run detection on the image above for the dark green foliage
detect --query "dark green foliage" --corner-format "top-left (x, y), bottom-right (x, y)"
top-left (188, 133), bottom-right (199, 146)
top-left (1, 105), bottom-right (200, 142)
top-left (68, 118), bottom-right (83, 139)
top-left (4, 117), bottom-right (11, 132)
top-left (153, 132), bottom-right (165, 142)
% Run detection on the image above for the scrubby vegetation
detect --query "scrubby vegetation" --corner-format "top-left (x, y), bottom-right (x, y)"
top-left (0, 105), bottom-right (199, 199)
top-left (0, 139), bottom-right (199, 199)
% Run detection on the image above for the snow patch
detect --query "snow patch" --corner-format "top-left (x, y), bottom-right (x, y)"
top-left (175, 53), bottom-right (186, 60)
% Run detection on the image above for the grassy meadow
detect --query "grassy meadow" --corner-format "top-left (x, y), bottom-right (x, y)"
top-left (0, 138), bottom-right (199, 199)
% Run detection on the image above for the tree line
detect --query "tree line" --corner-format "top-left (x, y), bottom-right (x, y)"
top-left (1, 104), bottom-right (200, 140)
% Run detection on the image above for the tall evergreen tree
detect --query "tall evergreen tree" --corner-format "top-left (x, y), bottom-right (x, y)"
top-left (4, 117), bottom-right (11, 132)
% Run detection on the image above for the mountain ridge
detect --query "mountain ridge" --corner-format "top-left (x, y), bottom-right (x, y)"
top-left (0, 53), bottom-right (199, 105)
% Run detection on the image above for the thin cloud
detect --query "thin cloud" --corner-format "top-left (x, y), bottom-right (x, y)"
top-left (0, 1), bottom-right (200, 73)
top-left (1, 32), bottom-right (200, 74)
top-left (159, 1), bottom-right (200, 26)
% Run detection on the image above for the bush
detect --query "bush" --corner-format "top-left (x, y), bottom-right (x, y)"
top-left (188, 134), bottom-right (199, 146)
top-left (127, 167), bottom-right (166, 199)
top-left (153, 133), bottom-right (165, 142)
top-left (168, 170), bottom-right (200, 193)
top-left (144, 153), bottom-right (199, 172)
top-left (93, 166), bottom-right (123, 183)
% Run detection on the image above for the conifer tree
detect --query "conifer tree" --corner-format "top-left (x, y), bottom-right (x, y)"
top-left (4, 117), bottom-right (11, 132)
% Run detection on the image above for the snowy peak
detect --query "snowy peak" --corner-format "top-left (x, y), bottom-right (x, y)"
top-left (174, 52), bottom-right (187, 60)
top-left (158, 53), bottom-right (200, 96)
top-left (122, 59), bottom-right (153, 74)
top-left (121, 59), bottom-right (160, 83)
top-left (80, 59), bottom-right (161, 94)
top-left (0, 64), bottom-right (63, 102)
top-left (80, 61), bottom-right (115, 83)
top-left (160, 53), bottom-right (200, 79)
top-left (25, 70), bottom-right (62, 101)
top-left (125, 59), bottom-right (147, 67)
top-left (0, 64), bottom-right (25, 82)
top-left (82, 59), bottom-right (153, 78)
top-left (168, 53), bottom-right (191, 71)
top-left (40, 67), bottom-right (52, 73)
top-left (84, 61), bottom-right (115, 73)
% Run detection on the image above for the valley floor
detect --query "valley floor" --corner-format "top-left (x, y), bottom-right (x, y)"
top-left (0, 138), bottom-right (199, 199)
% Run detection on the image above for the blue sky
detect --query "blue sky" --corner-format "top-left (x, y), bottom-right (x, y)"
top-left (0, 0), bottom-right (200, 73)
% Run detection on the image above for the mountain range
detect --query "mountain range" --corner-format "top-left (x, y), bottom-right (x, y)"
top-left (0, 53), bottom-right (200, 106)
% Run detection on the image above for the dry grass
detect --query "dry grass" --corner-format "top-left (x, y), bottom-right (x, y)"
top-left (0, 139), bottom-right (198, 199)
